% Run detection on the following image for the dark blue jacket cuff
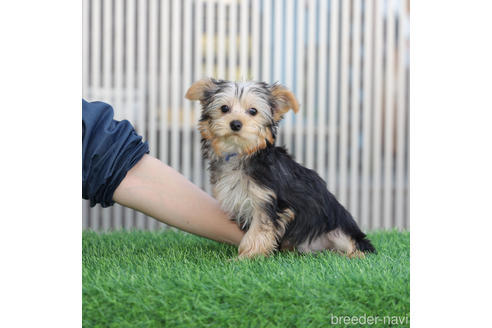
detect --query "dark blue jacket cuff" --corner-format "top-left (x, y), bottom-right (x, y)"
top-left (82, 99), bottom-right (149, 207)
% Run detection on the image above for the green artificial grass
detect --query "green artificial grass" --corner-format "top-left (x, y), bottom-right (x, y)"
top-left (83, 230), bottom-right (409, 328)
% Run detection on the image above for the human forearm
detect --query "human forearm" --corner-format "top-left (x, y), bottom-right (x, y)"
top-left (113, 155), bottom-right (244, 245)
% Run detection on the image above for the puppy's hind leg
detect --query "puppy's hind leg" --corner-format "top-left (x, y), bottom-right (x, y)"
top-left (325, 229), bottom-right (365, 258)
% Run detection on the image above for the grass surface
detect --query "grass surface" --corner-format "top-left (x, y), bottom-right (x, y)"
top-left (83, 230), bottom-right (409, 327)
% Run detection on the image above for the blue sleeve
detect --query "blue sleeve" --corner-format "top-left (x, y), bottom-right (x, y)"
top-left (82, 99), bottom-right (149, 207)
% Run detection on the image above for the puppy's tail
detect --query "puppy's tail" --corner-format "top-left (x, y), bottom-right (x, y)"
top-left (355, 236), bottom-right (376, 254)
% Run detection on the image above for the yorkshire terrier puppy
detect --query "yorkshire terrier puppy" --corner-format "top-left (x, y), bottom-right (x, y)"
top-left (185, 78), bottom-right (376, 259)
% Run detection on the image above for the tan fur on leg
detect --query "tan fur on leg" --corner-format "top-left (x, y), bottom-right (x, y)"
top-left (326, 229), bottom-right (365, 258)
top-left (238, 214), bottom-right (278, 259)
top-left (297, 228), bottom-right (364, 258)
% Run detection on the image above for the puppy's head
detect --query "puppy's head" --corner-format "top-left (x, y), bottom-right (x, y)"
top-left (185, 78), bottom-right (299, 156)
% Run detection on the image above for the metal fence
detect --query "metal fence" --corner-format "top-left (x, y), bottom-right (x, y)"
top-left (83, 0), bottom-right (410, 231)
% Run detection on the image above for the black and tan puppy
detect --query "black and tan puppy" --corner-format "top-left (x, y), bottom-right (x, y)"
top-left (186, 78), bottom-right (375, 259)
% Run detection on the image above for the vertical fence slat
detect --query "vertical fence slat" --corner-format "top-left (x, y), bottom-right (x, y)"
top-left (338, 0), bottom-right (351, 205)
top-left (383, 0), bottom-right (395, 229)
top-left (228, 0), bottom-right (237, 80)
top-left (240, 0), bottom-right (249, 78)
top-left (395, 0), bottom-right (408, 230)
top-left (124, 0), bottom-right (136, 229)
top-left (316, 0), bottom-right (328, 180)
top-left (103, 0), bottom-right (112, 99)
top-left (102, 0), bottom-right (113, 231)
top-left (273, 0), bottom-right (283, 145)
top-left (372, 0), bottom-right (384, 230)
top-left (82, 0), bottom-right (90, 230)
top-left (81, 0), bottom-right (89, 232)
top-left (83, 0), bottom-right (89, 97)
top-left (160, 0), bottom-right (170, 165)
top-left (350, 0), bottom-right (362, 217)
top-left (171, 0), bottom-right (181, 173)
top-left (137, 0), bottom-right (147, 137)
top-left (217, 0), bottom-right (226, 79)
top-left (204, 0), bottom-right (214, 193)
top-left (82, 201), bottom-right (88, 229)
top-left (171, 0), bottom-right (182, 173)
top-left (193, 0), bottom-right (203, 187)
top-left (261, 0), bottom-right (271, 83)
top-left (182, 0), bottom-right (193, 180)
top-left (294, 0), bottom-right (305, 163)
top-left (251, 0), bottom-right (260, 80)
top-left (146, 0), bottom-right (158, 230)
top-left (136, 0), bottom-right (148, 229)
top-left (148, 0), bottom-right (158, 161)
top-left (114, 0), bottom-right (124, 116)
top-left (113, 0), bottom-right (125, 229)
top-left (361, 0), bottom-right (373, 229)
top-left (305, 0), bottom-right (316, 169)
top-left (206, 0), bottom-right (214, 77)
top-left (328, 0), bottom-right (339, 192)
top-left (283, 0), bottom-right (295, 154)
top-left (273, 0), bottom-right (282, 82)
top-left (126, 0), bottom-right (136, 128)
top-left (90, 0), bottom-right (101, 230)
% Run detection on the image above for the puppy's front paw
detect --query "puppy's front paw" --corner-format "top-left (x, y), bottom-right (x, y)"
top-left (237, 216), bottom-right (279, 259)
top-left (237, 237), bottom-right (273, 259)
top-left (237, 243), bottom-right (263, 259)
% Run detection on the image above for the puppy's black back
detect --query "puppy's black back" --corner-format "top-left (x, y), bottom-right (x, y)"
top-left (245, 144), bottom-right (375, 253)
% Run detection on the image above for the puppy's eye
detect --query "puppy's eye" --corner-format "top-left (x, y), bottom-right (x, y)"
top-left (220, 105), bottom-right (230, 113)
top-left (248, 108), bottom-right (258, 116)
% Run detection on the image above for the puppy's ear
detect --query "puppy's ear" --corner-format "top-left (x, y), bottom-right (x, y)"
top-left (185, 78), bottom-right (216, 101)
top-left (270, 83), bottom-right (300, 121)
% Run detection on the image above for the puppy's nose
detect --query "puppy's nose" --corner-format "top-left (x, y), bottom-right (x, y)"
top-left (229, 120), bottom-right (242, 131)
